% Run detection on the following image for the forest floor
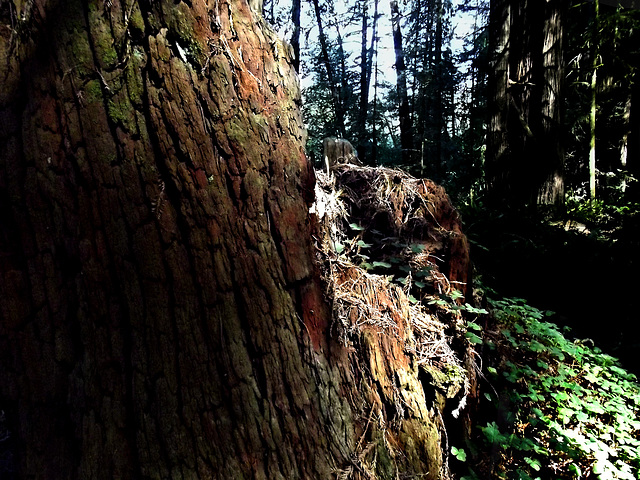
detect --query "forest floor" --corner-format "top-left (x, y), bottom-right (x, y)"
top-left (450, 202), bottom-right (640, 480)
top-left (460, 202), bottom-right (640, 374)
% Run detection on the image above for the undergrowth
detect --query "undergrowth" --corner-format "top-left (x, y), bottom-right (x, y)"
top-left (453, 295), bottom-right (640, 480)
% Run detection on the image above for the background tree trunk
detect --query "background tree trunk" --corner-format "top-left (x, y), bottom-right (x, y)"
top-left (291, 0), bottom-right (301, 72)
top-left (627, 69), bottom-right (640, 199)
top-left (486, 0), bottom-right (511, 202)
top-left (0, 0), bottom-right (464, 478)
top-left (391, 0), bottom-right (413, 163)
top-left (537, 0), bottom-right (565, 206)
top-left (358, 0), bottom-right (370, 159)
top-left (486, 0), bottom-right (565, 208)
top-left (589, 0), bottom-right (600, 199)
top-left (312, 0), bottom-right (346, 136)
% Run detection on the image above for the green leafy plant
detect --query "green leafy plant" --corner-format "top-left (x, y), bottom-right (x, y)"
top-left (469, 296), bottom-right (640, 480)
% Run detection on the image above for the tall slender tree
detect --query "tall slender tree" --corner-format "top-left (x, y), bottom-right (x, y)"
top-left (291, 0), bottom-right (302, 72)
top-left (357, 0), bottom-right (379, 160)
top-left (311, 0), bottom-right (346, 136)
top-left (391, 0), bottom-right (414, 163)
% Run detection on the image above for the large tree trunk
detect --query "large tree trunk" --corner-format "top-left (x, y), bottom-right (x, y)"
top-left (0, 0), bottom-right (341, 477)
top-left (589, 0), bottom-right (600, 200)
top-left (627, 68), bottom-right (640, 199)
top-left (537, 0), bottom-right (565, 206)
top-left (0, 0), bottom-right (466, 478)
top-left (486, 0), bottom-right (565, 208)
top-left (486, 0), bottom-right (511, 202)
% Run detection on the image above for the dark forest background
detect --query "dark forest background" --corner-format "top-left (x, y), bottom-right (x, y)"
top-left (264, 0), bottom-right (640, 371)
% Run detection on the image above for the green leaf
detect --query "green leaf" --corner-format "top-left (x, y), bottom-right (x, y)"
top-left (466, 332), bottom-right (483, 344)
top-left (464, 304), bottom-right (488, 314)
top-left (480, 422), bottom-right (502, 444)
top-left (349, 223), bottom-right (365, 231)
top-left (450, 290), bottom-right (464, 300)
top-left (552, 391), bottom-right (569, 402)
top-left (356, 240), bottom-right (372, 248)
top-left (416, 267), bottom-right (433, 277)
top-left (568, 463), bottom-right (582, 477)
top-left (525, 456), bottom-right (541, 471)
top-left (451, 446), bottom-right (467, 462)
top-left (372, 261), bottom-right (392, 268)
top-left (537, 360), bottom-right (550, 370)
top-left (530, 340), bottom-right (547, 352)
top-left (335, 242), bottom-right (344, 254)
top-left (585, 401), bottom-right (605, 414)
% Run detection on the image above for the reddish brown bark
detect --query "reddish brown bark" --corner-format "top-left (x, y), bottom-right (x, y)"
top-left (0, 0), bottom-right (341, 477)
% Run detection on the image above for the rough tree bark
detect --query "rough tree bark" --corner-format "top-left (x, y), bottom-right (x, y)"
top-left (0, 0), bottom-right (342, 477)
top-left (537, 0), bottom-right (565, 206)
top-left (486, 0), bottom-right (511, 202)
top-left (486, 0), bottom-right (565, 208)
top-left (0, 0), bottom-right (466, 479)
